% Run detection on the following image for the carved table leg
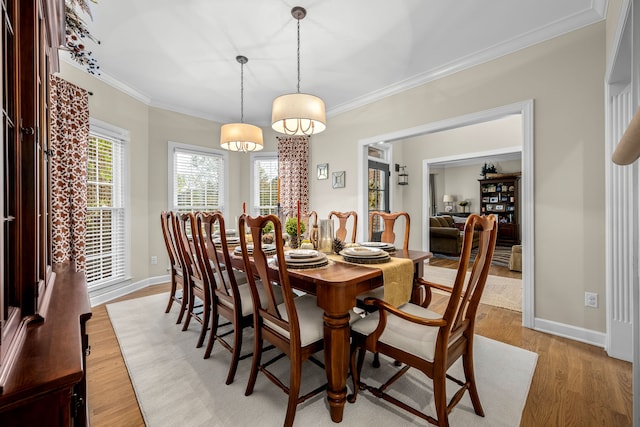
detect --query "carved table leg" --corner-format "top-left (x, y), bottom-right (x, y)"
top-left (323, 310), bottom-right (351, 423)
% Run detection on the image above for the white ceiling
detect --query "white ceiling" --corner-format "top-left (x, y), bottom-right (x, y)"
top-left (67, 0), bottom-right (606, 127)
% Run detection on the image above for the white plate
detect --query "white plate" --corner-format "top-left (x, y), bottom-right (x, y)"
top-left (285, 253), bottom-right (327, 264)
top-left (341, 247), bottom-right (386, 258)
top-left (286, 249), bottom-right (319, 259)
top-left (359, 241), bottom-right (393, 248)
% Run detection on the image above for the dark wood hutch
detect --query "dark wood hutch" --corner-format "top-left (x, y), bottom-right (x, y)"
top-left (0, 0), bottom-right (91, 425)
top-left (478, 176), bottom-right (521, 245)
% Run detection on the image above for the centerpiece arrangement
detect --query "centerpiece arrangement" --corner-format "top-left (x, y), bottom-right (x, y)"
top-left (285, 217), bottom-right (306, 249)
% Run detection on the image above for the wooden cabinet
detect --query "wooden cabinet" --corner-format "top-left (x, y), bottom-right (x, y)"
top-left (479, 177), bottom-right (520, 245)
top-left (0, 1), bottom-right (91, 425)
top-left (0, 265), bottom-right (91, 426)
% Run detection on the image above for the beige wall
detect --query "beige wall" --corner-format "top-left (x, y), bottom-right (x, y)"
top-left (308, 22), bottom-right (606, 331)
top-left (58, 20), bottom-right (606, 334)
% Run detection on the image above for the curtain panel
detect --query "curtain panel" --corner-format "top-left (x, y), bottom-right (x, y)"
top-left (277, 136), bottom-right (309, 220)
top-left (49, 75), bottom-right (89, 271)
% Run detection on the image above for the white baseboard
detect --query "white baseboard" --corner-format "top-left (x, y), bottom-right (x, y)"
top-left (90, 275), bottom-right (170, 307)
top-left (533, 317), bottom-right (606, 349)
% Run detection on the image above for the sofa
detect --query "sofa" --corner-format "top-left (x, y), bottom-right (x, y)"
top-left (429, 215), bottom-right (479, 256)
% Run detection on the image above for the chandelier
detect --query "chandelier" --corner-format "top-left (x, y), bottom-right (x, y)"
top-left (220, 55), bottom-right (264, 152)
top-left (271, 6), bottom-right (326, 136)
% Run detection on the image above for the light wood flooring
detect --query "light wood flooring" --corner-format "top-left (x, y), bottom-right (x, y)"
top-left (87, 271), bottom-right (631, 426)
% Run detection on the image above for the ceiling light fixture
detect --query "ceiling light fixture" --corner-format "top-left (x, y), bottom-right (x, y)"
top-left (271, 6), bottom-right (326, 136)
top-left (220, 55), bottom-right (264, 152)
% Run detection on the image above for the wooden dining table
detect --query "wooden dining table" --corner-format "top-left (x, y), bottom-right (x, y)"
top-left (230, 247), bottom-right (431, 423)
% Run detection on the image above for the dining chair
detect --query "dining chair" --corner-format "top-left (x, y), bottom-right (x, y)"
top-left (329, 210), bottom-right (358, 243)
top-left (348, 214), bottom-right (498, 426)
top-left (368, 211), bottom-right (410, 251)
top-left (160, 211), bottom-right (188, 323)
top-left (239, 214), bottom-right (339, 427)
top-left (175, 212), bottom-right (211, 348)
top-left (195, 211), bottom-right (280, 384)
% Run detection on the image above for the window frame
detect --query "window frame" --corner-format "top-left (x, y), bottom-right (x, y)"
top-left (249, 151), bottom-right (278, 216)
top-left (85, 118), bottom-right (131, 292)
top-left (167, 141), bottom-right (229, 215)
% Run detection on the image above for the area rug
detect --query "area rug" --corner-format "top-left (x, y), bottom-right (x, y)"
top-left (424, 265), bottom-right (522, 312)
top-left (433, 245), bottom-right (513, 267)
top-left (107, 293), bottom-right (537, 426)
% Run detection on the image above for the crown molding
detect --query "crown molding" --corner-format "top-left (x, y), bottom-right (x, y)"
top-left (60, 53), bottom-right (151, 105)
top-left (328, 5), bottom-right (605, 118)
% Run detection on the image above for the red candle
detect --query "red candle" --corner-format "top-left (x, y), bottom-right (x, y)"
top-left (297, 200), bottom-right (301, 236)
top-left (243, 202), bottom-right (246, 214)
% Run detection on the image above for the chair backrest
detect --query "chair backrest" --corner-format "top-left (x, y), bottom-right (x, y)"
top-left (329, 210), bottom-right (358, 243)
top-left (196, 211), bottom-right (242, 309)
top-left (239, 214), bottom-right (301, 346)
top-left (368, 211), bottom-right (410, 251)
top-left (441, 214), bottom-right (497, 348)
top-left (160, 211), bottom-right (181, 274)
top-left (175, 212), bottom-right (206, 296)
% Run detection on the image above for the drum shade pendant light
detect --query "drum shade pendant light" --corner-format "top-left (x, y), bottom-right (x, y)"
top-left (271, 6), bottom-right (326, 136)
top-left (221, 55), bottom-right (264, 152)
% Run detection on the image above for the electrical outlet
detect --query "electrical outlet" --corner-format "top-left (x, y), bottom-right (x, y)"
top-left (151, 256), bottom-right (158, 265)
top-left (584, 292), bottom-right (598, 308)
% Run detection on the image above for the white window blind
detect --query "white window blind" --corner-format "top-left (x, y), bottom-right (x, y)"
top-left (252, 154), bottom-right (278, 215)
top-left (171, 144), bottom-right (225, 213)
top-left (86, 129), bottom-right (127, 288)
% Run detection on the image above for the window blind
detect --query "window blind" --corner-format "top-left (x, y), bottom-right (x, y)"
top-left (172, 147), bottom-right (225, 213)
top-left (86, 132), bottom-right (127, 288)
top-left (252, 156), bottom-right (278, 215)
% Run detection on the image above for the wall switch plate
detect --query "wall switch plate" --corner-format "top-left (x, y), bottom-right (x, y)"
top-left (151, 256), bottom-right (158, 265)
top-left (584, 292), bottom-right (598, 308)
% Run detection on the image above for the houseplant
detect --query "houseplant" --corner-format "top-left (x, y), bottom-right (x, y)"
top-left (285, 217), bottom-right (306, 249)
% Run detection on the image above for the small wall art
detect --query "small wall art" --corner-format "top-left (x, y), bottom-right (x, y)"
top-left (317, 163), bottom-right (328, 180)
top-left (332, 171), bottom-right (345, 189)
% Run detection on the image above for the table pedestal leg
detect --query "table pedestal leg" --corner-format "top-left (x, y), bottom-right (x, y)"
top-left (323, 311), bottom-right (350, 423)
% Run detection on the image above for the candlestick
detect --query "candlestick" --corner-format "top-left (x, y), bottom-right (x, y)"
top-left (243, 202), bottom-right (246, 214)
top-left (297, 200), bottom-right (301, 236)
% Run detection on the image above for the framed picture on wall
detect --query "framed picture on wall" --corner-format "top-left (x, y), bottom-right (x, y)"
top-left (332, 171), bottom-right (345, 188)
top-left (317, 163), bottom-right (328, 180)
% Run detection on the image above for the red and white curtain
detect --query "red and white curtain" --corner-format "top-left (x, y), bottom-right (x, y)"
top-left (277, 136), bottom-right (309, 219)
top-left (49, 75), bottom-right (89, 271)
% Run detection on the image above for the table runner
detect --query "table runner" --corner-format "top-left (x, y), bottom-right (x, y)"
top-left (327, 254), bottom-right (414, 307)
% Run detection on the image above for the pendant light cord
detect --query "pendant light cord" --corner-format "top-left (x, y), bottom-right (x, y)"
top-left (240, 60), bottom-right (245, 123)
top-left (297, 17), bottom-right (301, 93)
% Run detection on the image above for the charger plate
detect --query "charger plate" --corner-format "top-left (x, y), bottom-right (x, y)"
top-left (234, 244), bottom-right (277, 257)
top-left (341, 247), bottom-right (387, 258)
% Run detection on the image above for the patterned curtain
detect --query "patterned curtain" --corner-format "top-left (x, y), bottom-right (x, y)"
top-left (49, 75), bottom-right (89, 271)
top-left (277, 136), bottom-right (309, 219)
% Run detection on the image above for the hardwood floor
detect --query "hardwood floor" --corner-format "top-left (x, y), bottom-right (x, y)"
top-left (87, 280), bottom-right (631, 426)
top-left (428, 256), bottom-right (523, 279)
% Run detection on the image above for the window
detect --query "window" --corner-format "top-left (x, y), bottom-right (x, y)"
top-left (251, 153), bottom-right (278, 215)
top-left (86, 121), bottom-right (128, 289)
top-left (169, 142), bottom-right (226, 213)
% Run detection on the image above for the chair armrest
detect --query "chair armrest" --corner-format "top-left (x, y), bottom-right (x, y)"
top-left (416, 277), bottom-right (454, 294)
top-left (363, 297), bottom-right (447, 327)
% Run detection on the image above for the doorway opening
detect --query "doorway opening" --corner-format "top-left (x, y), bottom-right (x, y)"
top-left (357, 100), bottom-right (534, 327)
